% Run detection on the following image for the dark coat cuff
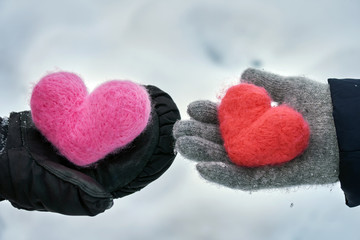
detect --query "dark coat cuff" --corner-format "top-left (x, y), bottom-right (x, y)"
top-left (328, 78), bottom-right (360, 207)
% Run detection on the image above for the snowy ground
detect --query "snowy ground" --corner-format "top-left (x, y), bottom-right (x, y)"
top-left (1, 0), bottom-right (360, 239)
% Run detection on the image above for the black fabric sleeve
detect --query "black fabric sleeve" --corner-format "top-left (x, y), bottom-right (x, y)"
top-left (328, 78), bottom-right (360, 207)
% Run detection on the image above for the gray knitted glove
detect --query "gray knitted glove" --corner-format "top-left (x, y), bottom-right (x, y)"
top-left (173, 68), bottom-right (340, 190)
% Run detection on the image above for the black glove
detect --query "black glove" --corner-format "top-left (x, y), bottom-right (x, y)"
top-left (0, 85), bottom-right (180, 216)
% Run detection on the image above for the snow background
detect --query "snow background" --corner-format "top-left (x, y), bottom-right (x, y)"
top-left (1, 0), bottom-right (360, 239)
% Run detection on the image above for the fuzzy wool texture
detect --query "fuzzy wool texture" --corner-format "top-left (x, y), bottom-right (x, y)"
top-left (173, 68), bottom-right (340, 191)
top-left (0, 117), bottom-right (8, 155)
top-left (218, 83), bottom-right (310, 167)
top-left (30, 72), bottom-right (151, 166)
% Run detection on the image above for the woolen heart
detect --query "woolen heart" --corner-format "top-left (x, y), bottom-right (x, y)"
top-left (218, 83), bottom-right (310, 167)
top-left (30, 72), bottom-right (151, 166)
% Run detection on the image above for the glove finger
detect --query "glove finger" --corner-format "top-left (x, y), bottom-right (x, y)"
top-left (187, 100), bottom-right (218, 124)
top-left (173, 120), bottom-right (223, 144)
top-left (175, 136), bottom-right (229, 163)
top-left (241, 68), bottom-right (321, 104)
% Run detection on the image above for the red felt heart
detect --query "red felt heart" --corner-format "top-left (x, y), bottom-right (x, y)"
top-left (218, 83), bottom-right (310, 167)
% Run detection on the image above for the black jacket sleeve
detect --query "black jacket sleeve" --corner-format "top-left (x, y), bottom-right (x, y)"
top-left (329, 78), bottom-right (360, 207)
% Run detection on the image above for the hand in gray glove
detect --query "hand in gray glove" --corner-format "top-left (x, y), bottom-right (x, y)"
top-left (173, 68), bottom-right (339, 190)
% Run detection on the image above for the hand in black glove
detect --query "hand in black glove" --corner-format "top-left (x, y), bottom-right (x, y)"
top-left (0, 85), bottom-right (180, 216)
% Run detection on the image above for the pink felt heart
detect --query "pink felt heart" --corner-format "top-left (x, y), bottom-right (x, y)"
top-left (30, 72), bottom-right (151, 166)
top-left (218, 83), bottom-right (310, 167)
